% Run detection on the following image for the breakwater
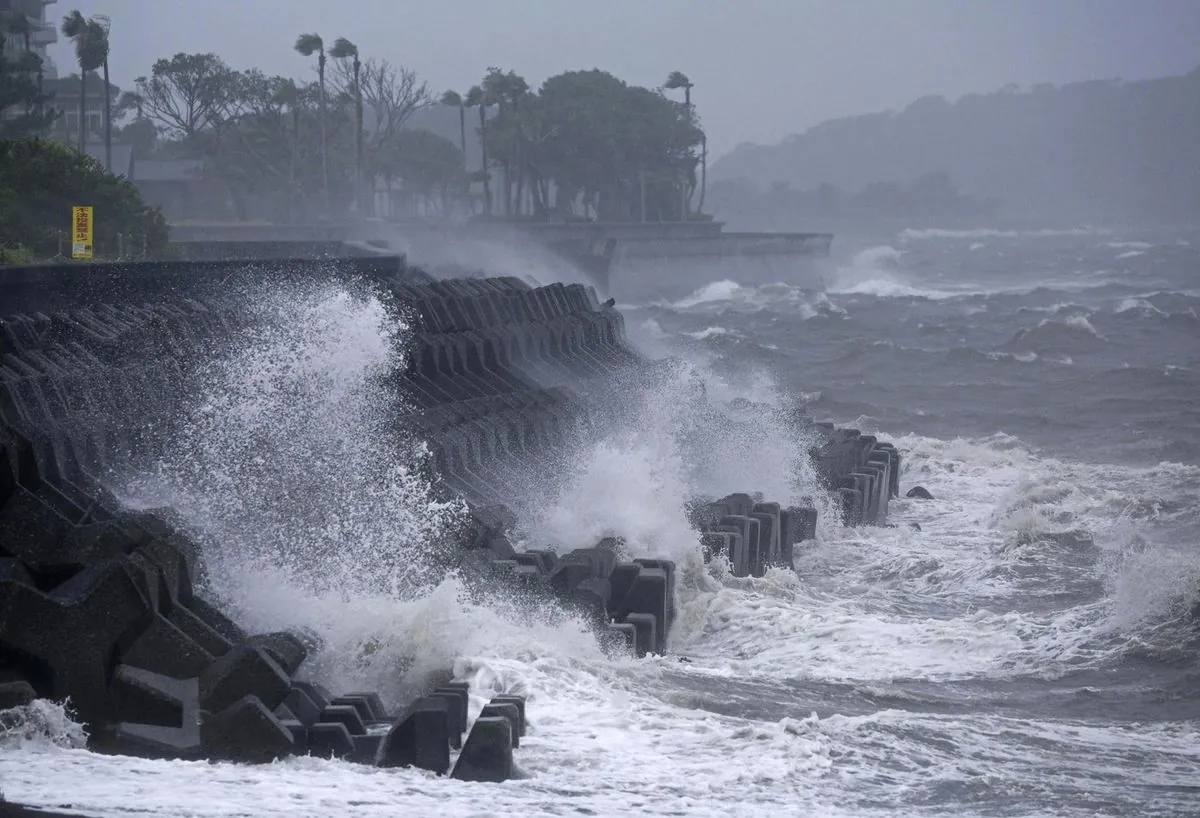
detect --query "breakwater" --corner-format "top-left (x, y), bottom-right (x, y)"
top-left (0, 256), bottom-right (897, 780)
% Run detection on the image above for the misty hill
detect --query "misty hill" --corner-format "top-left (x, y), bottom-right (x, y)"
top-left (710, 67), bottom-right (1200, 225)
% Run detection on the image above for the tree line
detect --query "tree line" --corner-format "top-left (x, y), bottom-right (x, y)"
top-left (3, 7), bottom-right (711, 223)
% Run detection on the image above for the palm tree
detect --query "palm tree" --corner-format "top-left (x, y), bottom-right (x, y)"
top-left (441, 90), bottom-right (467, 159)
top-left (665, 70), bottom-right (702, 219)
top-left (91, 15), bottom-right (113, 172)
top-left (61, 10), bottom-right (105, 153)
top-left (328, 37), bottom-right (362, 214)
top-left (294, 32), bottom-right (329, 214)
top-left (441, 90), bottom-right (469, 215)
top-left (465, 85), bottom-right (491, 215)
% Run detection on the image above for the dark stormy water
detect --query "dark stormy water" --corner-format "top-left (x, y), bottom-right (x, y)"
top-left (2, 226), bottom-right (1198, 817)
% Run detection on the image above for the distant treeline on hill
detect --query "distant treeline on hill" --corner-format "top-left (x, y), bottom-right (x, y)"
top-left (708, 171), bottom-right (998, 231)
top-left (711, 67), bottom-right (1200, 225)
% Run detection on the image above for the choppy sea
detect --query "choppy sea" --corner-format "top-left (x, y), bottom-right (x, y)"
top-left (2, 225), bottom-right (1198, 817)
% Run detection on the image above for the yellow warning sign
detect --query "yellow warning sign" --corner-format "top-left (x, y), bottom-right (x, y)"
top-left (71, 206), bottom-right (93, 260)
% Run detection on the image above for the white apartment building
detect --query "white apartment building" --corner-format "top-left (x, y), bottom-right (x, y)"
top-left (1, 0), bottom-right (58, 79)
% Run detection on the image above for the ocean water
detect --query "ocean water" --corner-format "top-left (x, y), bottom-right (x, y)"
top-left (3, 227), bottom-right (1199, 817)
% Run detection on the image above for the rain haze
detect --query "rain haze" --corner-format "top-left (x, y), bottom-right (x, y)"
top-left (52, 0), bottom-right (1200, 158)
top-left (4, 1), bottom-right (1200, 817)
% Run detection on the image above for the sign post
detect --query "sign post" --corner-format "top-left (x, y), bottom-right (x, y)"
top-left (71, 206), bottom-right (93, 260)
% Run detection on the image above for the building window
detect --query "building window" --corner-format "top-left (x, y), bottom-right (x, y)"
top-left (87, 112), bottom-right (102, 134)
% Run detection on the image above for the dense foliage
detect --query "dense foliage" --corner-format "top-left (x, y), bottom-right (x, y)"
top-left (473, 67), bottom-right (704, 220)
top-left (122, 39), bottom-right (706, 221)
top-left (0, 138), bottom-right (168, 257)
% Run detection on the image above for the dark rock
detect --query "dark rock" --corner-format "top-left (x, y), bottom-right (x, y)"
top-left (451, 716), bottom-right (514, 782)
top-left (0, 679), bottom-right (36, 709)
top-left (906, 486), bottom-right (934, 500)
top-left (909, 522), bottom-right (923, 531)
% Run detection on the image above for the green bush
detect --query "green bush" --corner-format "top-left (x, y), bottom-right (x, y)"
top-left (0, 138), bottom-right (169, 259)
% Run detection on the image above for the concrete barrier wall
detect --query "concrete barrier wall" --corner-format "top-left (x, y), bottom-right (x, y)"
top-left (0, 256), bottom-right (898, 775)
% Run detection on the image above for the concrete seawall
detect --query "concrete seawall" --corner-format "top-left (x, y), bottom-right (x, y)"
top-left (0, 256), bottom-right (897, 779)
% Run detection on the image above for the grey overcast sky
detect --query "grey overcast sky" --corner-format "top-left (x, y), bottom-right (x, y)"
top-left (51, 0), bottom-right (1200, 159)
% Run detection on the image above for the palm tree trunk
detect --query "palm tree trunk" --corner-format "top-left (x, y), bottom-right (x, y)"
top-left (103, 58), bottom-right (112, 172)
top-left (699, 134), bottom-right (707, 214)
top-left (318, 57), bottom-right (329, 216)
top-left (354, 59), bottom-right (364, 215)
top-left (78, 71), bottom-right (86, 152)
top-left (458, 104), bottom-right (466, 158)
top-left (479, 106), bottom-right (490, 216)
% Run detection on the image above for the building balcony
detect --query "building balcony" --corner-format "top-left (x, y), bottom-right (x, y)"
top-left (31, 25), bottom-right (56, 45)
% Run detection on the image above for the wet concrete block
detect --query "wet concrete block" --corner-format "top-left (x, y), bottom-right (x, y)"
top-left (0, 557), bottom-right (154, 725)
top-left (108, 665), bottom-right (191, 728)
top-left (431, 681), bottom-right (469, 734)
top-left (0, 679), bottom-right (35, 709)
top-left (185, 595), bottom-right (247, 644)
top-left (608, 561), bottom-right (641, 604)
top-left (779, 507), bottom-right (815, 568)
top-left (199, 643), bottom-right (291, 714)
top-left (333, 692), bottom-right (388, 724)
top-left (0, 558), bottom-right (33, 587)
top-left (622, 612), bottom-right (657, 657)
top-left (282, 718), bottom-right (308, 755)
top-left (570, 576), bottom-right (612, 621)
top-left (351, 732), bottom-right (385, 765)
top-left (118, 613), bottom-right (214, 679)
top-left (488, 695), bottom-right (526, 738)
top-left (718, 515), bottom-right (759, 577)
top-left (633, 558), bottom-right (676, 628)
top-left (516, 549), bottom-right (557, 575)
top-left (716, 492), bottom-right (756, 517)
top-left (838, 487), bottom-right (862, 523)
top-left (614, 567), bottom-right (669, 655)
top-left (549, 547), bottom-right (617, 597)
top-left (319, 703), bottom-right (367, 736)
top-left (377, 696), bottom-right (451, 773)
top-left (248, 632), bottom-right (308, 677)
top-left (601, 621), bottom-right (637, 657)
top-left (108, 666), bottom-right (201, 758)
top-left (306, 721), bottom-right (356, 759)
top-left (167, 604), bottom-right (232, 659)
top-left (282, 685), bottom-right (323, 726)
top-left (201, 694), bottom-right (294, 762)
top-left (0, 486), bottom-right (75, 569)
top-left (450, 716), bottom-right (514, 782)
top-left (290, 680), bottom-right (332, 710)
top-left (479, 701), bottom-right (521, 748)
top-left (752, 502), bottom-right (782, 565)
